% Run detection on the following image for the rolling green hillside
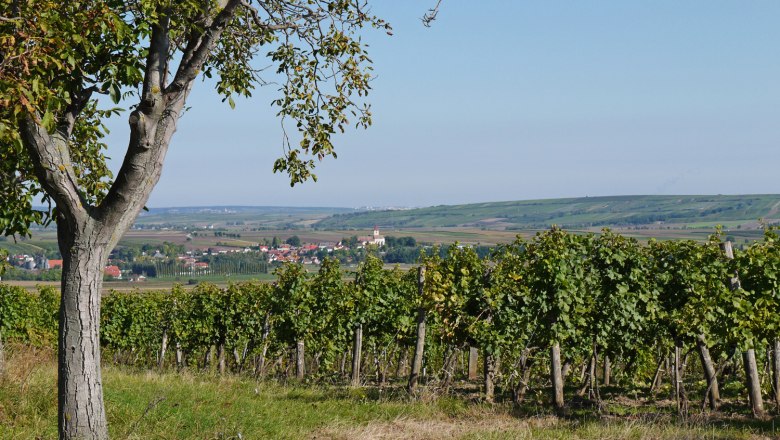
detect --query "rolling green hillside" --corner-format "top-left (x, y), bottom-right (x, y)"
top-left (133, 206), bottom-right (355, 228)
top-left (0, 240), bottom-right (47, 256)
top-left (316, 195), bottom-right (780, 230)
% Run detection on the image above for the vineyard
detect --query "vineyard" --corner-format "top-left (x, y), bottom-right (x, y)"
top-left (3, 226), bottom-right (780, 420)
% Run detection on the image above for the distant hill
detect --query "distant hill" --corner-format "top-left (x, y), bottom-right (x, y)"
top-left (133, 206), bottom-right (356, 228)
top-left (314, 195), bottom-right (780, 230)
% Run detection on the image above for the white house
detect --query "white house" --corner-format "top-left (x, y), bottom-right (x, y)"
top-left (358, 226), bottom-right (385, 246)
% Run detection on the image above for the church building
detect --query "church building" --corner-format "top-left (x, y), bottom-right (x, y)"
top-left (358, 226), bottom-right (385, 246)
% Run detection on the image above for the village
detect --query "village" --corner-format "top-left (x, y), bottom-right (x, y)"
top-left (2, 227), bottom-right (390, 282)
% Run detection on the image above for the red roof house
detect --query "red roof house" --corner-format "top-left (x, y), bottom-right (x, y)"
top-left (104, 265), bottom-right (122, 279)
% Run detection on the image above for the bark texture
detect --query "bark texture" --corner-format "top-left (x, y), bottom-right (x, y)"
top-left (58, 231), bottom-right (110, 440)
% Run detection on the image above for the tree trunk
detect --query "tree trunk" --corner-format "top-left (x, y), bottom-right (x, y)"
top-left (396, 347), bottom-right (408, 378)
top-left (351, 324), bottom-right (363, 387)
top-left (551, 343), bottom-right (565, 413)
top-left (238, 341), bottom-right (250, 372)
top-left (673, 345), bottom-right (689, 416)
top-left (514, 350), bottom-right (532, 403)
top-left (18, 15), bottom-right (217, 432)
top-left (217, 339), bottom-right (226, 375)
top-left (256, 314), bottom-right (271, 377)
top-left (578, 351), bottom-right (597, 397)
top-left (204, 345), bottom-right (215, 371)
top-left (442, 347), bottom-right (458, 391)
top-left (484, 352), bottom-right (496, 402)
top-left (158, 328), bottom-right (169, 370)
top-left (562, 360), bottom-right (572, 380)
top-left (339, 351), bottom-right (348, 377)
top-left (673, 346), bottom-right (681, 410)
top-left (408, 267), bottom-right (426, 393)
top-left (373, 348), bottom-right (383, 385)
top-left (602, 356), bottom-right (611, 386)
top-left (468, 346), bottom-right (478, 381)
top-left (378, 347), bottom-right (389, 385)
top-left (743, 349), bottom-right (765, 417)
top-left (650, 356), bottom-right (665, 394)
top-left (516, 361), bottom-right (533, 402)
top-left (697, 335), bottom-right (719, 410)
top-left (296, 340), bottom-right (305, 380)
top-left (773, 339), bottom-right (780, 410)
top-left (58, 239), bottom-right (110, 440)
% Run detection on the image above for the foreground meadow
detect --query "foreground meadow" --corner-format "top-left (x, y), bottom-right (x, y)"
top-left (1, 346), bottom-right (777, 440)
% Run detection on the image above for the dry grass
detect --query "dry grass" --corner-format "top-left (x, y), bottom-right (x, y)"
top-left (3, 347), bottom-right (780, 439)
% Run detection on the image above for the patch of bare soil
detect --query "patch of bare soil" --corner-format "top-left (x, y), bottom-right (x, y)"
top-left (312, 415), bottom-right (556, 440)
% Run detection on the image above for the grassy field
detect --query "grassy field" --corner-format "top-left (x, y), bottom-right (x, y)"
top-left (132, 206), bottom-right (354, 229)
top-left (315, 195), bottom-right (780, 230)
top-left (1, 346), bottom-right (778, 439)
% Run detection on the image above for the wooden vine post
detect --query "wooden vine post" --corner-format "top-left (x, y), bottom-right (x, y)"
top-left (468, 346), bottom-right (478, 381)
top-left (551, 342), bottom-right (565, 412)
top-left (721, 240), bottom-right (764, 417)
top-left (774, 339), bottom-right (780, 410)
top-left (408, 266), bottom-right (426, 393)
top-left (484, 352), bottom-right (496, 402)
top-left (351, 324), bottom-right (363, 387)
top-left (296, 340), bottom-right (305, 380)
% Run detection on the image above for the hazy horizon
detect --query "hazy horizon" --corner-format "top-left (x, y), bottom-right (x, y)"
top-left (138, 192), bottom-right (780, 210)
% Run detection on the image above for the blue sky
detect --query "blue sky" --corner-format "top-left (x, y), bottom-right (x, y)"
top-left (104, 1), bottom-right (780, 208)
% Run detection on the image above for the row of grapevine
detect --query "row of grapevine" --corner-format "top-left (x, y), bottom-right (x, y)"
top-left (153, 259), bottom-right (268, 278)
top-left (3, 227), bottom-right (780, 417)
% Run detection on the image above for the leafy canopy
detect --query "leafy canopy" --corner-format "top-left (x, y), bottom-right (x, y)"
top-left (0, 0), bottom-right (390, 237)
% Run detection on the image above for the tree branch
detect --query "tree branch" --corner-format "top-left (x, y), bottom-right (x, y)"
top-left (97, 1), bottom-right (245, 246)
top-left (19, 115), bottom-right (87, 222)
top-left (240, 1), bottom-right (315, 31)
top-left (140, 12), bottom-right (171, 109)
top-left (57, 85), bottom-right (98, 140)
top-left (422, 0), bottom-right (443, 27)
top-left (166, 0), bottom-right (243, 97)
